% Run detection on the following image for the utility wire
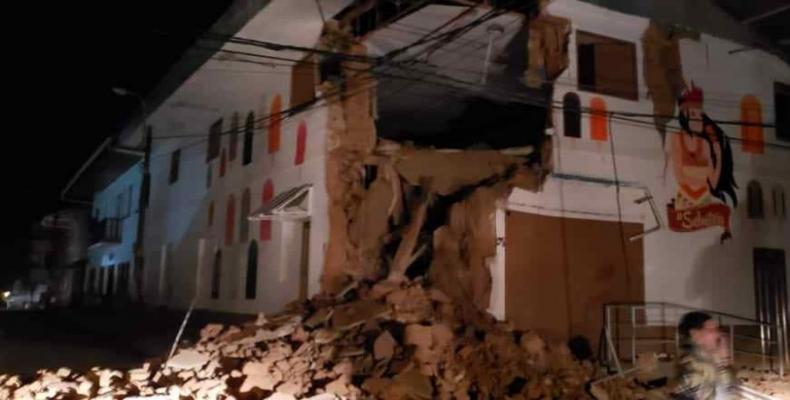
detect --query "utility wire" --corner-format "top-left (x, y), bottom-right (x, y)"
top-left (149, 1), bottom-right (523, 141)
top-left (152, 50), bottom-right (790, 152)
top-left (146, 0), bottom-right (492, 154)
top-left (207, 39), bottom-right (782, 131)
top-left (143, 1), bottom-right (790, 163)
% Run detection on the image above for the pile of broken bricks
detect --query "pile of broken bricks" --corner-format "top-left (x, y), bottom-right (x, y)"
top-left (3, 279), bottom-right (603, 400)
top-left (5, 278), bottom-right (780, 400)
top-left (736, 368), bottom-right (790, 400)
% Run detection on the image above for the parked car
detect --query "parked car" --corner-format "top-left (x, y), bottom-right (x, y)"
top-left (5, 283), bottom-right (49, 309)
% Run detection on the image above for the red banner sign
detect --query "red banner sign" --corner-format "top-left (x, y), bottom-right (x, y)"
top-left (667, 203), bottom-right (731, 235)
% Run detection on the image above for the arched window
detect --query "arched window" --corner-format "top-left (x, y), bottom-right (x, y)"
top-left (773, 185), bottom-right (786, 219)
top-left (207, 119), bottom-right (222, 162)
top-left (208, 201), bottom-right (215, 227)
top-left (229, 112), bottom-right (239, 161)
top-left (225, 195), bottom-right (236, 245)
top-left (245, 241), bottom-right (258, 299)
top-left (211, 251), bottom-right (222, 299)
top-left (740, 95), bottom-right (763, 154)
top-left (268, 94), bottom-right (282, 153)
top-left (295, 121), bottom-right (307, 165)
top-left (590, 96), bottom-right (608, 141)
top-left (260, 180), bottom-right (274, 240)
top-left (748, 180), bottom-right (764, 219)
top-left (220, 149), bottom-right (227, 177)
top-left (563, 92), bottom-right (581, 138)
top-left (243, 111), bottom-right (254, 166)
top-left (240, 188), bottom-right (251, 242)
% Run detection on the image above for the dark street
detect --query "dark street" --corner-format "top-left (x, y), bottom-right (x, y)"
top-left (0, 307), bottom-right (249, 377)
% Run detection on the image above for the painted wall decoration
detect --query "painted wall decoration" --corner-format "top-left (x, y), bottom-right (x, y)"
top-left (225, 194), bottom-right (236, 246)
top-left (295, 121), bottom-right (307, 165)
top-left (220, 149), bottom-right (227, 177)
top-left (268, 94), bottom-right (282, 153)
top-left (230, 112), bottom-right (240, 161)
top-left (667, 82), bottom-right (738, 242)
top-left (563, 92), bottom-right (581, 138)
top-left (243, 112), bottom-right (255, 165)
top-left (740, 95), bottom-right (763, 154)
top-left (240, 188), bottom-right (251, 242)
top-left (260, 180), bottom-right (274, 240)
top-left (589, 97), bottom-right (608, 141)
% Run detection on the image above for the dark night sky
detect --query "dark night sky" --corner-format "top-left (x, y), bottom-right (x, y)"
top-left (3, 1), bottom-right (231, 282)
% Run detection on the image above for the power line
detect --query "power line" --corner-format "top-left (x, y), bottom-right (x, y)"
top-left (211, 21), bottom-right (783, 120)
top-left (314, 0), bottom-right (326, 24)
top-left (155, 48), bottom-right (790, 151)
top-left (150, 2), bottom-right (524, 141)
top-left (144, 2), bottom-right (790, 163)
top-left (376, 16), bottom-right (782, 109)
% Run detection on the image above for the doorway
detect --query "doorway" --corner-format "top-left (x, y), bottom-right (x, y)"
top-left (505, 211), bottom-right (645, 347)
top-left (754, 248), bottom-right (789, 366)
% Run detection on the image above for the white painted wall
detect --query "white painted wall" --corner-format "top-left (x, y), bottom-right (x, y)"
top-left (491, 0), bottom-right (790, 321)
top-left (138, 0), bottom-right (352, 314)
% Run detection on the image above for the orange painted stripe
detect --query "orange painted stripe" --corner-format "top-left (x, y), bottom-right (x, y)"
top-left (740, 95), bottom-right (763, 154)
top-left (590, 97), bottom-right (608, 141)
top-left (268, 95), bottom-right (282, 153)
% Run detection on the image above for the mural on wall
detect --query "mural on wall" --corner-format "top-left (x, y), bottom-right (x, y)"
top-left (668, 82), bottom-right (738, 242)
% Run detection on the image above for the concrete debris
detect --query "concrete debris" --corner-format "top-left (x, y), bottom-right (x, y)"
top-left (199, 324), bottom-right (224, 342)
top-left (265, 393), bottom-right (298, 400)
top-left (590, 375), bottom-right (671, 400)
top-left (167, 350), bottom-right (210, 371)
top-left (4, 280), bottom-right (610, 400)
top-left (393, 149), bottom-right (521, 196)
top-left (737, 368), bottom-right (790, 400)
top-left (330, 299), bottom-right (389, 330)
top-left (641, 22), bottom-right (698, 145)
top-left (525, 14), bottom-right (571, 88)
top-left (372, 330), bottom-right (396, 361)
top-left (387, 196), bottom-right (430, 283)
top-left (389, 368), bottom-right (432, 399)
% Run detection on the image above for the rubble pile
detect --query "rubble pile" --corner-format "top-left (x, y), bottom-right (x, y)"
top-left (737, 367), bottom-right (790, 400)
top-left (2, 280), bottom-right (599, 400)
top-left (589, 376), bottom-right (669, 400)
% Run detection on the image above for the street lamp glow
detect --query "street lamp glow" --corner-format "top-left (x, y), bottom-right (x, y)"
top-left (112, 87), bottom-right (132, 96)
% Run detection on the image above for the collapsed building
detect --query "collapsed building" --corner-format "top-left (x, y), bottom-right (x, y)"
top-left (57, 0), bottom-right (790, 391)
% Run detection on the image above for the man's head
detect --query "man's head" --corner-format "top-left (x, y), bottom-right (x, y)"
top-left (679, 311), bottom-right (721, 352)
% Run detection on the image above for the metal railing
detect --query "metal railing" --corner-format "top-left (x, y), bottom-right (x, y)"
top-left (602, 302), bottom-right (786, 377)
top-left (90, 218), bottom-right (122, 246)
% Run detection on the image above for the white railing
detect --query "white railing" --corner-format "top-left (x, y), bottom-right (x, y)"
top-left (603, 302), bottom-right (786, 377)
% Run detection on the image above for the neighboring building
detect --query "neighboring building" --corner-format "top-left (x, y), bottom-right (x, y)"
top-left (21, 209), bottom-right (91, 306)
top-left (40, 209), bottom-right (91, 269)
top-left (61, 124), bottom-right (146, 306)
top-left (68, 0), bottom-right (789, 362)
top-left (83, 165), bottom-right (142, 303)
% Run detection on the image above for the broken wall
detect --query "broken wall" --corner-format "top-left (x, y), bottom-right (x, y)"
top-left (320, 10), bottom-right (566, 320)
top-left (525, 14), bottom-right (571, 89)
top-left (322, 35), bottom-right (379, 293)
top-left (641, 22), bottom-right (699, 145)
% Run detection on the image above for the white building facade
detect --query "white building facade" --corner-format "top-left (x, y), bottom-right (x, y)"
top-left (79, 0), bottom-right (789, 355)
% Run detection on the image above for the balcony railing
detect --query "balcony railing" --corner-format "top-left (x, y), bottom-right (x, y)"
top-left (90, 218), bottom-right (122, 246)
